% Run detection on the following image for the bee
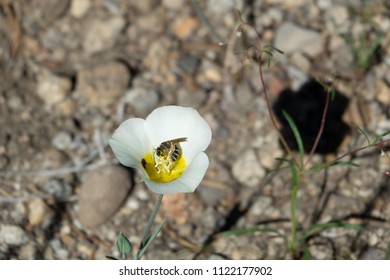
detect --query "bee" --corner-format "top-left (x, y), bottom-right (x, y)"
top-left (155, 137), bottom-right (187, 162)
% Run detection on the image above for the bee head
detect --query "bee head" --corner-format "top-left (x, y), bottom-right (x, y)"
top-left (156, 146), bottom-right (165, 157)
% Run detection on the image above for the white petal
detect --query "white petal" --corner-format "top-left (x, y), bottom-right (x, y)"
top-left (109, 118), bottom-right (152, 168)
top-left (144, 106), bottom-right (212, 164)
top-left (143, 152), bottom-right (209, 194)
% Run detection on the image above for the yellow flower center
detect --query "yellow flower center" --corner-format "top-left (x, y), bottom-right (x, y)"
top-left (141, 152), bottom-right (186, 183)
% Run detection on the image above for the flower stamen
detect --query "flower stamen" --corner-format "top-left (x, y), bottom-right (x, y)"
top-left (141, 138), bottom-right (187, 183)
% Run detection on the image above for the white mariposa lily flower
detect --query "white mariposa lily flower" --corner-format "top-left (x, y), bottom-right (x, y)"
top-left (109, 106), bottom-right (212, 194)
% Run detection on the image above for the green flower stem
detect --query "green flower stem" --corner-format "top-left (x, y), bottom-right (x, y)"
top-left (257, 55), bottom-right (293, 161)
top-left (140, 194), bottom-right (164, 248)
top-left (289, 163), bottom-right (301, 258)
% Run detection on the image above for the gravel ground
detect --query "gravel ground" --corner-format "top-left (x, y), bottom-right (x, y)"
top-left (0, 0), bottom-right (390, 260)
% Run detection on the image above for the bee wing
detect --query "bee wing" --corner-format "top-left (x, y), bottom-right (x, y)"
top-left (171, 137), bottom-right (188, 143)
top-left (160, 137), bottom-right (187, 145)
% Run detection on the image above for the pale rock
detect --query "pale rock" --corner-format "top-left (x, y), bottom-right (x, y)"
top-left (52, 131), bottom-right (72, 150)
top-left (60, 224), bottom-right (71, 236)
top-left (376, 80), bottom-right (390, 105)
top-left (162, 0), bottom-right (185, 10)
top-left (126, 197), bottom-right (140, 210)
top-left (132, 0), bottom-right (160, 13)
top-left (77, 243), bottom-right (95, 259)
top-left (55, 97), bottom-right (77, 116)
top-left (124, 87), bottom-right (159, 114)
top-left (258, 139), bottom-right (283, 169)
top-left (76, 61), bottom-right (130, 107)
top-left (350, 22), bottom-right (366, 40)
top-left (286, 65), bottom-right (309, 91)
top-left (265, 0), bottom-right (284, 3)
top-left (329, 36), bottom-right (354, 72)
top-left (376, 119), bottom-right (390, 136)
top-left (280, 0), bottom-right (308, 7)
top-left (19, 243), bottom-right (38, 259)
top-left (274, 22), bottom-right (324, 57)
top-left (173, 16), bottom-right (200, 39)
top-left (201, 206), bottom-right (220, 229)
top-left (102, 0), bottom-right (121, 14)
top-left (290, 52), bottom-right (310, 73)
top-left (9, 202), bottom-right (27, 225)
top-left (197, 186), bottom-right (226, 207)
top-left (374, 15), bottom-right (390, 33)
top-left (43, 245), bottom-right (55, 259)
top-left (232, 149), bottom-right (265, 188)
top-left (267, 7), bottom-right (284, 24)
top-left (363, 73), bottom-right (380, 101)
top-left (36, 70), bottom-right (72, 107)
top-left (27, 199), bottom-right (54, 228)
top-left (207, 0), bottom-right (235, 13)
top-left (325, 5), bottom-right (349, 33)
top-left (82, 17), bottom-right (126, 55)
top-left (368, 233), bottom-right (379, 246)
top-left (133, 10), bottom-right (164, 34)
top-left (308, 242), bottom-right (333, 259)
top-left (135, 189), bottom-right (150, 201)
top-left (359, 248), bottom-right (386, 260)
top-left (39, 0), bottom-right (69, 22)
top-left (201, 61), bottom-right (222, 83)
top-left (40, 148), bottom-right (69, 170)
top-left (317, 0), bottom-right (332, 9)
top-left (78, 165), bottom-right (132, 228)
top-left (8, 95), bottom-right (22, 110)
top-left (0, 225), bottom-right (29, 246)
top-left (161, 193), bottom-right (189, 225)
top-left (49, 238), bottom-right (69, 259)
top-left (266, 0), bottom-right (300, 4)
top-left (70, 0), bottom-right (91, 18)
top-left (203, 112), bottom-right (219, 133)
top-left (249, 196), bottom-right (272, 216)
top-left (177, 87), bottom-right (206, 108)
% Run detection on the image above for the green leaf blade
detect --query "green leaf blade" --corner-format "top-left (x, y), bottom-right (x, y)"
top-left (136, 220), bottom-right (166, 260)
top-left (222, 227), bottom-right (282, 237)
top-left (282, 110), bottom-right (305, 167)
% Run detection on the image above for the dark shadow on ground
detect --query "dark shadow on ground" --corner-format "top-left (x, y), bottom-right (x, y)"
top-left (273, 79), bottom-right (350, 154)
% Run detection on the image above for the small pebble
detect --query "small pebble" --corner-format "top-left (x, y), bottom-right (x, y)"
top-left (52, 131), bottom-right (72, 151)
top-left (82, 17), bottom-right (126, 55)
top-left (162, 0), bottom-right (185, 10)
top-left (124, 87), bottom-right (159, 114)
top-left (0, 225), bottom-right (29, 246)
top-left (76, 61), bottom-right (131, 107)
top-left (43, 178), bottom-right (72, 199)
top-left (78, 165), bottom-right (132, 228)
top-left (36, 70), bottom-right (72, 107)
top-left (274, 22), bottom-right (324, 57)
top-left (232, 149), bottom-right (265, 188)
top-left (19, 243), bottom-right (39, 259)
top-left (70, 0), bottom-right (91, 18)
top-left (27, 199), bottom-right (54, 228)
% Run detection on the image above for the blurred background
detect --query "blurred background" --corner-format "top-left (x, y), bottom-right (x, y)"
top-left (0, 0), bottom-right (389, 259)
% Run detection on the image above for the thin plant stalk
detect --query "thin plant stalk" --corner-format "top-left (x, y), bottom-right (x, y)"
top-left (288, 162), bottom-right (301, 258)
top-left (257, 55), bottom-right (293, 161)
top-left (316, 138), bottom-right (390, 170)
top-left (140, 194), bottom-right (164, 248)
top-left (304, 83), bottom-right (333, 168)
